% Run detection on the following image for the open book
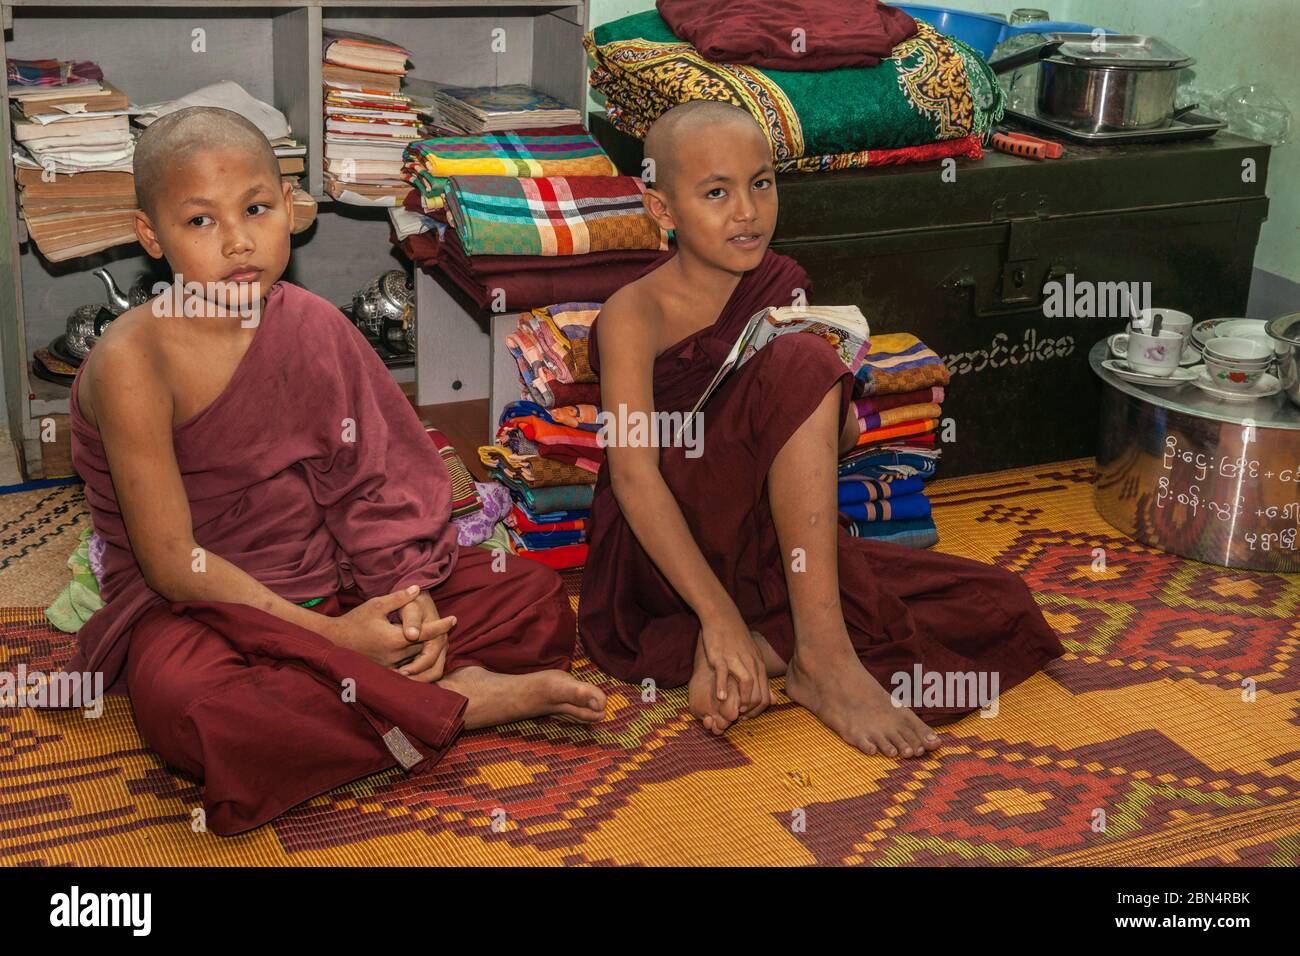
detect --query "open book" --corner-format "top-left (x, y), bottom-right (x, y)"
top-left (674, 305), bottom-right (871, 444)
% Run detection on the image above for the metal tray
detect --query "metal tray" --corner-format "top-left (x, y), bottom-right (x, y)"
top-left (1005, 106), bottom-right (1226, 143)
top-left (1049, 33), bottom-right (1192, 70)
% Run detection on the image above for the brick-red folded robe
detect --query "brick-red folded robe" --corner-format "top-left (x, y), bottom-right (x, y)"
top-left (577, 251), bottom-right (1063, 719)
top-left (68, 280), bottom-right (575, 834)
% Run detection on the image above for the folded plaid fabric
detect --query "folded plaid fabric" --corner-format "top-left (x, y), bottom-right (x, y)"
top-left (406, 128), bottom-right (617, 180)
top-left (491, 469), bottom-right (596, 512)
top-left (445, 175), bottom-right (669, 256)
top-left (426, 427), bottom-right (482, 518)
top-left (854, 333), bottom-right (951, 397)
top-left (478, 444), bottom-right (597, 487)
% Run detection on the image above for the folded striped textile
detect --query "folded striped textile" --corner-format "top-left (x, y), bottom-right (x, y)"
top-left (445, 174), bottom-right (669, 257)
top-left (858, 402), bottom-right (942, 432)
top-left (585, 12), bottom-right (1002, 173)
top-left (478, 444), bottom-right (597, 487)
top-left (497, 415), bottom-right (604, 471)
top-left (507, 503), bottom-right (588, 532)
top-left (511, 527), bottom-right (588, 549)
top-left (839, 491), bottom-right (931, 523)
top-left (508, 537), bottom-right (589, 570)
top-left (838, 446), bottom-right (940, 480)
top-left (837, 474), bottom-right (925, 505)
top-left (854, 417), bottom-right (937, 448)
top-left (550, 403), bottom-right (601, 429)
top-left (490, 468), bottom-right (596, 512)
top-left (853, 386), bottom-right (944, 418)
top-left (854, 333), bottom-right (952, 397)
top-left (501, 400), bottom-right (600, 432)
top-left (426, 427), bottom-right (482, 518)
top-left (8, 57), bottom-right (103, 87)
top-left (404, 128), bottom-right (618, 208)
top-left (844, 515), bottom-right (938, 549)
top-left (548, 301), bottom-right (600, 341)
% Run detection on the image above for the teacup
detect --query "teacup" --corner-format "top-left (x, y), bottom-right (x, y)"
top-left (1108, 329), bottom-right (1184, 377)
top-left (1132, 307), bottom-right (1194, 358)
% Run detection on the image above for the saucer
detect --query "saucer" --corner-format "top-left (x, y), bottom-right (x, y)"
top-left (1102, 358), bottom-right (1198, 387)
top-left (1191, 366), bottom-right (1282, 401)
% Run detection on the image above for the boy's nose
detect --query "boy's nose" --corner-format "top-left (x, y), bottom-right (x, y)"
top-left (223, 225), bottom-right (254, 256)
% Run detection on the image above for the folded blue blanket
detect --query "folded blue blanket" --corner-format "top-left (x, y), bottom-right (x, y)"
top-left (837, 474), bottom-right (925, 506)
top-left (838, 491), bottom-right (931, 523)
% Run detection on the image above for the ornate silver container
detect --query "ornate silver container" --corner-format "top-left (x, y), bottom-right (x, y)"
top-left (351, 270), bottom-right (413, 340)
top-left (1090, 340), bottom-right (1300, 571)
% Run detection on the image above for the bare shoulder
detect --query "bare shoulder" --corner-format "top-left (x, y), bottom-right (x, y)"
top-left (598, 274), bottom-right (664, 354)
top-left (77, 302), bottom-right (167, 424)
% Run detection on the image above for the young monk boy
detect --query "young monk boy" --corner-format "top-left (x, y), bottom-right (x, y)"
top-left (579, 101), bottom-right (1063, 757)
top-left (69, 107), bottom-right (605, 835)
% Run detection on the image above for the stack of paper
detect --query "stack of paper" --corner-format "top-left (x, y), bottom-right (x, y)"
top-left (406, 81), bottom-right (581, 134)
top-left (322, 28), bottom-right (419, 205)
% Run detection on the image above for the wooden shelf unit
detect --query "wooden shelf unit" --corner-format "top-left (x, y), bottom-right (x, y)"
top-left (0, 0), bottom-right (590, 477)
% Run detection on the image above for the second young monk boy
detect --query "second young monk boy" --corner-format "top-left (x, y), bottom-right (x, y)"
top-left (579, 102), bottom-right (1063, 757)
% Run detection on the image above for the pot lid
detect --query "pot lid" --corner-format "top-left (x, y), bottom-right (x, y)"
top-left (1046, 33), bottom-right (1194, 69)
top-left (1266, 311), bottom-right (1300, 346)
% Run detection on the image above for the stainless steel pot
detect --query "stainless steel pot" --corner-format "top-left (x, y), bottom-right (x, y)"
top-left (991, 33), bottom-right (1194, 132)
top-left (1267, 312), bottom-right (1300, 409)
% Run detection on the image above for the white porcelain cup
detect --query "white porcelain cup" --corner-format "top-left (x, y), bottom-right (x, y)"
top-left (1108, 330), bottom-right (1184, 377)
top-left (1132, 308), bottom-right (1194, 359)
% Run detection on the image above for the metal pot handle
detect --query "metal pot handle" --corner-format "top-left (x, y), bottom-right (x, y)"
top-left (988, 39), bottom-right (1063, 75)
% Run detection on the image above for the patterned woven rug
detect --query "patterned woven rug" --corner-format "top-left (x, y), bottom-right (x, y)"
top-left (2, 458), bottom-right (1298, 867)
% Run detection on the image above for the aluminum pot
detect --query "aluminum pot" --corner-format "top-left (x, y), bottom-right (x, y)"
top-left (991, 34), bottom-right (1194, 132)
top-left (1266, 312), bottom-right (1300, 409)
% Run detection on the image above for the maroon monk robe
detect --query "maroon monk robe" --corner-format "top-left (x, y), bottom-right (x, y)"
top-left (577, 250), bottom-right (1063, 721)
top-left (68, 280), bottom-right (576, 835)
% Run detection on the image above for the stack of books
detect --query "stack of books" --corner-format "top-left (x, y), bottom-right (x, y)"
top-left (322, 28), bottom-right (419, 205)
top-left (8, 59), bottom-right (139, 260)
top-left (406, 80), bottom-right (581, 135)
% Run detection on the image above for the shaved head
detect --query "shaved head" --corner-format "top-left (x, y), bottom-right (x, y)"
top-left (644, 101), bottom-right (769, 195)
top-left (133, 106), bottom-right (280, 220)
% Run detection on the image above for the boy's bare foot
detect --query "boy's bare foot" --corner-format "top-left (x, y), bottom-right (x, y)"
top-left (438, 666), bottom-right (606, 728)
top-left (784, 641), bottom-right (940, 758)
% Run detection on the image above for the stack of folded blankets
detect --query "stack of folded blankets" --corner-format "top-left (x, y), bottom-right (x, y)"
top-left (392, 112), bottom-right (669, 311)
top-left (478, 302), bottom-right (602, 569)
top-left (585, 1), bottom-right (1004, 173)
top-left (7, 58), bottom-right (138, 261)
top-left (321, 28), bottom-right (420, 205)
top-left (839, 333), bottom-right (951, 548)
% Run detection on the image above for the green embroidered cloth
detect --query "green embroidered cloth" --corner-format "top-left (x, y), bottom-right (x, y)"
top-left (585, 11), bottom-right (1002, 162)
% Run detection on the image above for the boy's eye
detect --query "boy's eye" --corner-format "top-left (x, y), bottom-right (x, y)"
top-left (247, 203), bottom-right (270, 216)
top-left (706, 187), bottom-right (726, 199)
top-left (754, 177), bottom-right (772, 189)
top-left (188, 215), bottom-right (212, 227)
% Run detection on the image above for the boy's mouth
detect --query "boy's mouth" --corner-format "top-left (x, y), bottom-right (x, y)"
top-left (728, 233), bottom-right (762, 249)
top-left (223, 267), bottom-right (263, 283)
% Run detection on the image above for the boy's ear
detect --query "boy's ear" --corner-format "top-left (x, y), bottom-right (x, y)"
top-left (642, 187), bottom-right (675, 234)
top-left (133, 210), bottom-right (165, 260)
top-left (281, 177), bottom-right (295, 233)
